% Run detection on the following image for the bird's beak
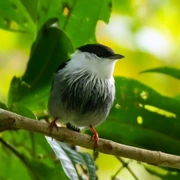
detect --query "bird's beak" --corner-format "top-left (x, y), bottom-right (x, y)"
top-left (109, 54), bottom-right (125, 59)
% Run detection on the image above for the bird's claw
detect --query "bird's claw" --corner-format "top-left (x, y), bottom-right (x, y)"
top-left (91, 133), bottom-right (99, 152)
top-left (48, 118), bottom-right (58, 136)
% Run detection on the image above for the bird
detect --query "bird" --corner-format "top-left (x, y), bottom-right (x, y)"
top-left (48, 43), bottom-right (124, 150)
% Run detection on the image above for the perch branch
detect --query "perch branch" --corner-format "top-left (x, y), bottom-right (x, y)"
top-left (0, 108), bottom-right (180, 169)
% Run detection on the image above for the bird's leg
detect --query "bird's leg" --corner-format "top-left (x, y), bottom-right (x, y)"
top-left (48, 117), bottom-right (58, 135)
top-left (89, 125), bottom-right (99, 151)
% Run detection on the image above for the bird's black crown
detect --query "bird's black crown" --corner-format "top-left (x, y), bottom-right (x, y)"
top-left (78, 44), bottom-right (124, 59)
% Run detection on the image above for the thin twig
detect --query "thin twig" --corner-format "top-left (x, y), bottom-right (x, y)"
top-left (0, 108), bottom-right (180, 170)
top-left (111, 164), bottom-right (124, 180)
top-left (116, 156), bottom-right (139, 180)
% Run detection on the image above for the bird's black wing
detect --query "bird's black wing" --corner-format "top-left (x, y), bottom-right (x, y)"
top-left (56, 59), bottom-right (70, 72)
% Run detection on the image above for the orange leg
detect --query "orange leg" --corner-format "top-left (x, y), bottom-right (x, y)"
top-left (48, 117), bottom-right (58, 135)
top-left (89, 125), bottom-right (99, 151)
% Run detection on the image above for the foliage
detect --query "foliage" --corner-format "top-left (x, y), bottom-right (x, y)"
top-left (0, 0), bottom-right (180, 180)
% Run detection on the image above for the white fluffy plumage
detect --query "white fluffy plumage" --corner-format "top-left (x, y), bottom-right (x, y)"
top-left (48, 44), bottom-right (124, 129)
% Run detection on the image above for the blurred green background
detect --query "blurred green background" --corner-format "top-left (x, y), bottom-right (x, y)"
top-left (0, 0), bottom-right (180, 180)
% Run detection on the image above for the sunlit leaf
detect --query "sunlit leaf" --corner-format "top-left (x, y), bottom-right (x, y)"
top-left (37, 0), bottom-right (112, 47)
top-left (174, 94), bottom-right (180, 100)
top-left (46, 137), bottom-right (96, 180)
top-left (114, 76), bottom-right (180, 115)
top-left (140, 67), bottom-right (180, 80)
top-left (10, 102), bottom-right (37, 119)
top-left (0, 0), bottom-right (35, 33)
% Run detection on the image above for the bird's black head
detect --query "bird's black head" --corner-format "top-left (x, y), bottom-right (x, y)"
top-left (78, 44), bottom-right (124, 59)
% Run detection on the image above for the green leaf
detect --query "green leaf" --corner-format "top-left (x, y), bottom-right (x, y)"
top-left (20, 0), bottom-right (38, 21)
top-left (0, 147), bottom-right (31, 180)
top-left (140, 67), bottom-right (180, 80)
top-left (46, 137), bottom-right (96, 180)
top-left (10, 103), bottom-right (37, 119)
top-left (37, 0), bottom-right (63, 30)
top-left (174, 94), bottom-right (180, 100)
top-left (113, 76), bottom-right (180, 115)
top-left (144, 165), bottom-right (180, 180)
top-left (60, 0), bottom-right (112, 47)
top-left (8, 77), bottom-right (30, 107)
top-left (80, 152), bottom-right (97, 180)
top-left (0, 138), bottom-right (67, 180)
top-left (8, 18), bottom-right (74, 111)
top-left (37, 0), bottom-right (112, 47)
top-left (86, 76), bottom-right (180, 155)
top-left (22, 18), bottom-right (73, 88)
top-left (26, 158), bottom-right (68, 180)
top-left (0, 0), bottom-right (35, 33)
top-left (1, 131), bottom-right (68, 180)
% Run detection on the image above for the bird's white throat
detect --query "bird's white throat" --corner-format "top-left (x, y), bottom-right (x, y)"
top-left (66, 50), bottom-right (117, 79)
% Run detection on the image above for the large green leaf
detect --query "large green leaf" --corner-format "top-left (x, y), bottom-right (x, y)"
top-left (20, 0), bottom-right (38, 21)
top-left (0, 0), bottom-right (35, 33)
top-left (37, 0), bottom-right (112, 47)
top-left (8, 18), bottom-right (74, 111)
top-left (46, 137), bottom-right (96, 180)
top-left (140, 67), bottom-right (180, 80)
top-left (86, 76), bottom-right (180, 155)
top-left (114, 76), bottom-right (180, 115)
top-left (22, 18), bottom-right (73, 88)
top-left (80, 152), bottom-right (97, 180)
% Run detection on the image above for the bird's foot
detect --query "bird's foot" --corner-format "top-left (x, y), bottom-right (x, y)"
top-left (48, 117), bottom-right (58, 135)
top-left (89, 125), bottom-right (99, 152)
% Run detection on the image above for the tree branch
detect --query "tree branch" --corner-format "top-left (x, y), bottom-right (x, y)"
top-left (0, 108), bottom-right (180, 169)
